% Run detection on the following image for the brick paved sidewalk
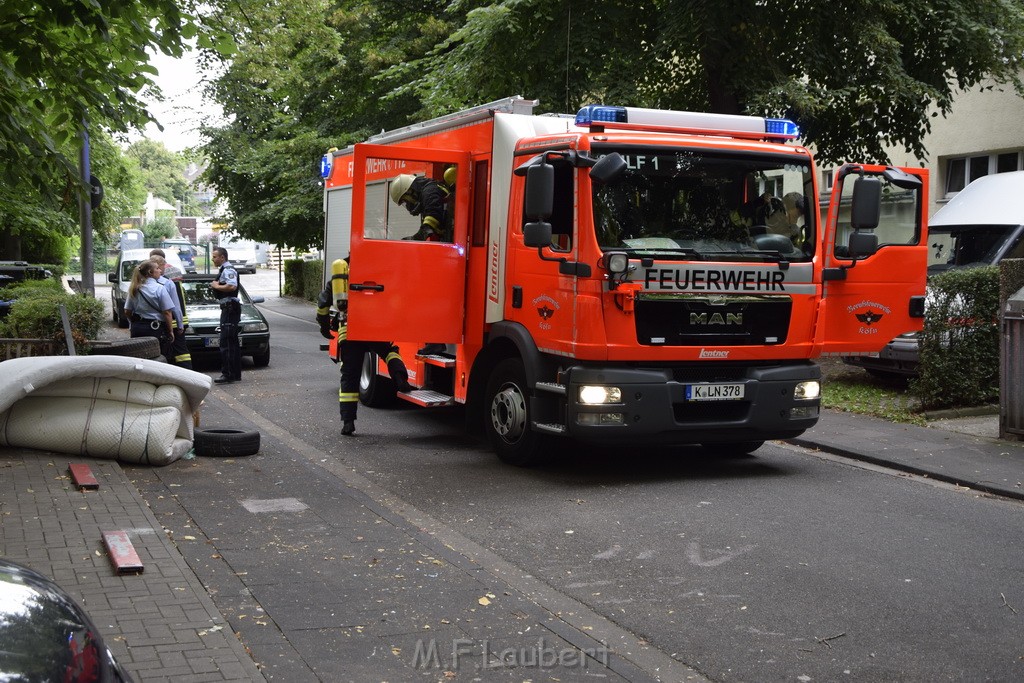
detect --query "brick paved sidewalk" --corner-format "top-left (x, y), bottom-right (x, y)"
top-left (0, 449), bottom-right (263, 683)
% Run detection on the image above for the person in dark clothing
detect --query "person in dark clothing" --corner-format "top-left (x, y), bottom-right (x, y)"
top-left (389, 173), bottom-right (452, 242)
top-left (316, 270), bottom-right (412, 437)
top-left (211, 247), bottom-right (242, 384)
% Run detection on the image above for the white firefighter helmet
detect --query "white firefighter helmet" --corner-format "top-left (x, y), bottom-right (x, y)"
top-left (389, 174), bottom-right (416, 205)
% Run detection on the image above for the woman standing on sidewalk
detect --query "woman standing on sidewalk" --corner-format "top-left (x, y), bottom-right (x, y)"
top-left (124, 259), bottom-right (175, 353)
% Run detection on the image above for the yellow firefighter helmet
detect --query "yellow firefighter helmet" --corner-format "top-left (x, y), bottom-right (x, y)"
top-left (389, 174), bottom-right (416, 205)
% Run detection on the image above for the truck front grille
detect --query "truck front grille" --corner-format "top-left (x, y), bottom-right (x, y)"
top-left (635, 294), bottom-right (792, 346)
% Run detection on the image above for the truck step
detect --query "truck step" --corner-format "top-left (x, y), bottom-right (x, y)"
top-left (417, 354), bottom-right (456, 368)
top-left (535, 381), bottom-right (566, 395)
top-left (399, 389), bottom-right (454, 407)
top-left (534, 422), bottom-right (567, 434)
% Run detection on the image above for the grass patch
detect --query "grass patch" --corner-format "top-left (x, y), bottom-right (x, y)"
top-left (821, 364), bottom-right (927, 426)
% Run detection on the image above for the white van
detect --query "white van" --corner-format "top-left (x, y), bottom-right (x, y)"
top-left (107, 248), bottom-right (184, 328)
top-left (844, 171), bottom-right (1024, 376)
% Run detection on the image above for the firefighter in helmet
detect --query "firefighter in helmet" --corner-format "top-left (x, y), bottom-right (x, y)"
top-left (316, 257), bottom-right (413, 436)
top-left (389, 170), bottom-right (454, 242)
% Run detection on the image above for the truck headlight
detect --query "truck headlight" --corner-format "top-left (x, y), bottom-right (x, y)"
top-left (578, 386), bottom-right (622, 405)
top-left (794, 381), bottom-right (820, 400)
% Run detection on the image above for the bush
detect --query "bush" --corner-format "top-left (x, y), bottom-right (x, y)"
top-left (911, 267), bottom-right (1000, 409)
top-left (283, 258), bottom-right (324, 301)
top-left (0, 280), bottom-right (104, 355)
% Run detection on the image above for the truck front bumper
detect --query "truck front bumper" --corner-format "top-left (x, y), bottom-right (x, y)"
top-left (548, 362), bottom-right (821, 444)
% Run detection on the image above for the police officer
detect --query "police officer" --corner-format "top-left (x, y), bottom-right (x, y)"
top-left (211, 247), bottom-right (242, 384)
top-left (149, 255), bottom-right (193, 370)
top-left (124, 260), bottom-right (175, 351)
top-left (316, 259), bottom-right (412, 436)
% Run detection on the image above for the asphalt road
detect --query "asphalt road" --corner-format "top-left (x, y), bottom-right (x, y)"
top-left (104, 271), bottom-right (1024, 681)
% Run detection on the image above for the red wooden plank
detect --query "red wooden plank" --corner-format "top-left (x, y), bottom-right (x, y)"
top-left (68, 463), bottom-right (99, 490)
top-left (102, 531), bottom-right (144, 574)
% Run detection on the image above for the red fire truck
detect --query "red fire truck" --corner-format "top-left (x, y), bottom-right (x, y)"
top-left (320, 97), bottom-right (928, 465)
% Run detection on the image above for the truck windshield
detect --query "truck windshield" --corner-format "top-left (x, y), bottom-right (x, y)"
top-left (591, 147), bottom-right (815, 262)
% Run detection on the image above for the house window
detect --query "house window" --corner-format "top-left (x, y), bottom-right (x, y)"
top-left (945, 151), bottom-right (1023, 197)
top-left (822, 169), bottom-right (833, 191)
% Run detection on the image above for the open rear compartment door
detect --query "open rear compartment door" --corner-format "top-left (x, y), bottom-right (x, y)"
top-left (347, 144), bottom-right (471, 346)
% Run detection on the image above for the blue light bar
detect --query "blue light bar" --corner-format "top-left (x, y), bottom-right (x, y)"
top-left (320, 153), bottom-right (333, 179)
top-left (575, 105), bottom-right (627, 126)
top-left (765, 118), bottom-right (800, 138)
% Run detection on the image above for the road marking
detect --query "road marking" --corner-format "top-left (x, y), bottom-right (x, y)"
top-left (685, 542), bottom-right (756, 567)
top-left (240, 497), bottom-right (309, 513)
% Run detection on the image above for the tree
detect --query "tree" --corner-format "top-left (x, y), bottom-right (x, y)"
top-left (127, 139), bottom-right (191, 209)
top-left (0, 0), bottom-right (232, 259)
top-left (199, 0), bottom-right (456, 250)
top-left (398, 0), bottom-right (1024, 164)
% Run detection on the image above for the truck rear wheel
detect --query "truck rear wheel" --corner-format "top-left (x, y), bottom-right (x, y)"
top-left (485, 358), bottom-right (549, 467)
top-left (359, 351), bottom-right (396, 407)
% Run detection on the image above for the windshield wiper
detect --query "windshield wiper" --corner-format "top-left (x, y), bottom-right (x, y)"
top-left (624, 248), bottom-right (705, 261)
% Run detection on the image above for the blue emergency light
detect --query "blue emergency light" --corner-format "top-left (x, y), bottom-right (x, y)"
top-left (575, 104), bottom-right (800, 139)
top-left (320, 153), bottom-right (333, 179)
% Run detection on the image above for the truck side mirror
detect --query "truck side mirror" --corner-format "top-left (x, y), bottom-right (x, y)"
top-left (107, 272), bottom-right (116, 283)
top-left (590, 153), bottom-right (627, 186)
top-left (848, 231), bottom-right (878, 259)
top-left (524, 162), bottom-right (554, 221)
top-left (524, 222), bottom-right (553, 248)
top-left (850, 176), bottom-right (882, 230)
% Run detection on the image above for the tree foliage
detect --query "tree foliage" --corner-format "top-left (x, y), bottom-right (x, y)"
top-left (127, 139), bottom-right (192, 210)
top-left (199, 0), bottom-right (1024, 250)
top-left (0, 0), bottom-right (232, 261)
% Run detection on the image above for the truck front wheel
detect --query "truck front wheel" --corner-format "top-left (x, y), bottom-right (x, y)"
top-left (485, 358), bottom-right (549, 467)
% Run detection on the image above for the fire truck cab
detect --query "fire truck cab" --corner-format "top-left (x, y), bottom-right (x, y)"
top-left (320, 97), bottom-right (928, 465)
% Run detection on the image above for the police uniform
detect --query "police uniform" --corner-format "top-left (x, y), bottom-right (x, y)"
top-left (157, 273), bottom-right (193, 369)
top-left (126, 277), bottom-right (174, 347)
top-left (215, 261), bottom-right (242, 382)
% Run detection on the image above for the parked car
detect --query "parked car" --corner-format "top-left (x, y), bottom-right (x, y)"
top-left (0, 558), bottom-right (135, 682)
top-left (843, 171), bottom-right (1024, 377)
top-left (107, 249), bottom-right (185, 328)
top-left (179, 274), bottom-right (270, 367)
top-left (159, 239), bottom-right (198, 273)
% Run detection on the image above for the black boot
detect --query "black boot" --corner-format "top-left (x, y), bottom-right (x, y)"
top-left (341, 420), bottom-right (355, 436)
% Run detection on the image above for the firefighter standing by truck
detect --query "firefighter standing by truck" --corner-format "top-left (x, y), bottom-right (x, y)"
top-left (316, 257), bottom-right (413, 436)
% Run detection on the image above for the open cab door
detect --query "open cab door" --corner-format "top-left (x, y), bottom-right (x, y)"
top-left (347, 144), bottom-right (471, 344)
top-left (818, 164), bottom-right (929, 355)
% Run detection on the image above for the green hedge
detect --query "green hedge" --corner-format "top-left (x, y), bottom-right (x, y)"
top-left (911, 267), bottom-right (1000, 410)
top-left (0, 280), bottom-right (104, 354)
top-left (282, 259), bottom-right (325, 301)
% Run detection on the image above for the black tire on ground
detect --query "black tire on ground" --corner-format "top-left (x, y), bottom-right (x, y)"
top-left (91, 336), bottom-right (161, 359)
top-left (116, 310), bottom-right (130, 328)
top-left (701, 441), bottom-right (764, 457)
top-left (194, 428), bottom-right (261, 457)
top-left (252, 349), bottom-right (270, 368)
top-left (484, 357), bottom-right (550, 467)
top-left (358, 351), bottom-right (396, 407)
top-left (111, 306), bottom-right (118, 323)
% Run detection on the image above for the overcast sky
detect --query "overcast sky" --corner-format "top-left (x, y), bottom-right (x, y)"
top-left (139, 49), bottom-right (224, 152)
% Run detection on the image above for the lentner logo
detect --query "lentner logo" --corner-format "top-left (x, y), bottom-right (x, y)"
top-left (699, 349), bottom-right (729, 358)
